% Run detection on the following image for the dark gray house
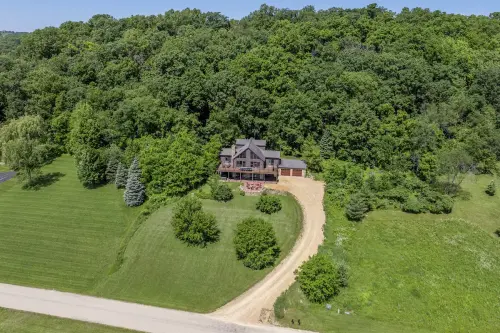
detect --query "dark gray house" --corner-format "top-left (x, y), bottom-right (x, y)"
top-left (218, 138), bottom-right (307, 181)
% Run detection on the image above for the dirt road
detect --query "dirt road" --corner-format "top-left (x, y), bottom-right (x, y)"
top-left (212, 176), bottom-right (325, 324)
top-left (0, 283), bottom-right (311, 333)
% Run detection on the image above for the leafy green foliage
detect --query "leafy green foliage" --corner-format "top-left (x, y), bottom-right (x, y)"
top-left (0, 115), bottom-right (53, 184)
top-left (209, 177), bottom-right (233, 202)
top-left (233, 217), bottom-right (280, 270)
top-left (124, 157), bottom-right (146, 207)
top-left (485, 181), bottom-right (496, 196)
top-left (171, 197), bottom-right (220, 247)
top-left (345, 193), bottom-right (368, 221)
top-left (402, 195), bottom-right (425, 214)
top-left (75, 148), bottom-right (106, 188)
top-left (295, 254), bottom-right (341, 303)
top-left (256, 195), bottom-right (282, 214)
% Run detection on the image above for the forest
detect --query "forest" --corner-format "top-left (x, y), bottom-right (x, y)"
top-left (0, 4), bottom-right (500, 201)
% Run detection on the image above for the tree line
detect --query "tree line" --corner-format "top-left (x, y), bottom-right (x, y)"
top-left (0, 4), bottom-right (499, 198)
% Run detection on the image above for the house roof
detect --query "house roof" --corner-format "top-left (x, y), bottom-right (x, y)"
top-left (263, 150), bottom-right (280, 159)
top-left (279, 159), bottom-right (307, 169)
top-left (236, 138), bottom-right (266, 147)
top-left (234, 138), bottom-right (266, 161)
top-left (220, 148), bottom-right (232, 156)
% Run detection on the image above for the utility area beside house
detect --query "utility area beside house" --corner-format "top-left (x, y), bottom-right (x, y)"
top-left (218, 138), bottom-right (307, 182)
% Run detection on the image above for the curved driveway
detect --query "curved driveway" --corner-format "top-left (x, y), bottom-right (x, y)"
top-left (212, 176), bottom-right (325, 324)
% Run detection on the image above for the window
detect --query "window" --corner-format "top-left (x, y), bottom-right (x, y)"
top-left (236, 160), bottom-right (245, 167)
top-left (266, 159), bottom-right (273, 166)
top-left (250, 151), bottom-right (260, 159)
top-left (251, 161), bottom-right (260, 168)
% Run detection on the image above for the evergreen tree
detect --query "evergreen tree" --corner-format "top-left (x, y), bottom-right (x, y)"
top-left (320, 129), bottom-right (335, 160)
top-left (115, 162), bottom-right (128, 189)
top-left (345, 193), bottom-right (368, 221)
top-left (105, 145), bottom-right (122, 183)
top-left (124, 158), bottom-right (146, 207)
top-left (486, 181), bottom-right (496, 196)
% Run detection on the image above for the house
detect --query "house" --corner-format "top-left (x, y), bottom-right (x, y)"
top-left (218, 138), bottom-right (307, 181)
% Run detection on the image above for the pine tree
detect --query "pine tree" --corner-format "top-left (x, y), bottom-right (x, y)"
top-left (486, 181), bottom-right (496, 196)
top-left (115, 162), bottom-right (128, 189)
top-left (320, 129), bottom-right (335, 160)
top-left (105, 145), bottom-right (122, 183)
top-left (124, 158), bottom-right (146, 207)
top-left (345, 193), bottom-right (368, 221)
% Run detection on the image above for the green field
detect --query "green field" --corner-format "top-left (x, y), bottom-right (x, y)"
top-left (0, 308), bottom-right (136, 333)
top-left (0, 156), bottom-right (138, 292)
top-left (95, 192), bottom-right (302, 312)
top-left (0, 156), bottom-right (302, 313)
top-left (278, 175), bottom-right (500, 333)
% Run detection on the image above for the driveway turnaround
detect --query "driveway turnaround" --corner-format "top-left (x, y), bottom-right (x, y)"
top-left (213, 177), bottom-right (325, 324)
top-left (0, 283), bottom-right (311, 333)
top-left (0, 171), bottom-right (15, 183)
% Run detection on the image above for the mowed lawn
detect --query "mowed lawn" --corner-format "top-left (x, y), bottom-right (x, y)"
top-left (0, 156), bottom-right (138, 292)
top-left (95, 193), bottom-right (302, 312)
top-left (278, 175), bottom-right (500, 333)
top-left (0, 308), bottom-right (136, 333)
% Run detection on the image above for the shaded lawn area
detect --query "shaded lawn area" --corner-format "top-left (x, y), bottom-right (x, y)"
top-left (0, 156), bottom-right (139, 293)
top-left (278, 175), bottom-right (500, 333)
top-left (0, 308), bottom-right (137, 333)
top-left (95, 193), bottom-right (302, 312)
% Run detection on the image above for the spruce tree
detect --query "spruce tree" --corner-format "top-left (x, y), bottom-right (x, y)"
top-left (106, 158), bottom-right (119, 183)
top-left (320, 129), bottom-right (335, 160)
top-left (115, 162), bottom-right (128, 189)
top-left (345, 193), bottom-right (368, 221)
top-left (124, 158), bottom-right (146, 207)
top-left (486, 181), bottom-right (496, 196)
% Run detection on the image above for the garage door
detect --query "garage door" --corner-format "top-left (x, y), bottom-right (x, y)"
top-left (281, 169), bottom-right (291, 176)
top-left (292, 169), bottom-right (303, 177)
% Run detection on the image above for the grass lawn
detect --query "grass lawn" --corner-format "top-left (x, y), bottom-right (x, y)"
top-left (0, 157), bottom-right (302, 313)
top-left (277, 175), bottom-right (500, 333)
top-left (95, 191), bottom-right (302, 312)
top-left (0, 308), bottom-right (136, 333)
top-left (0, 155), bottom-right (138, 292)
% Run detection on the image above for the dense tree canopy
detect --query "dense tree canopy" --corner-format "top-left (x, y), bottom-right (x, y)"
top-left (1, 5), bottom-right (499, 193)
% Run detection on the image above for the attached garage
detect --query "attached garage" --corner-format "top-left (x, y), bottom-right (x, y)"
top-left (280, 169), bottom-right (291, 176)
top-left (279, 159), bottom-right (307, 178)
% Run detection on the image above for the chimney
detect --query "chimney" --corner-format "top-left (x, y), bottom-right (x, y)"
top-left (231, 145), bottom-right (235, 165)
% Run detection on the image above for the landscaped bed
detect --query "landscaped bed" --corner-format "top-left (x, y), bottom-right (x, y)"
top-left (0, 156), bottom-right (302, 313)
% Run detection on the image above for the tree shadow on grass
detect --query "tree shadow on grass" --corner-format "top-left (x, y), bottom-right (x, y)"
top-left (22, 172), bottom-right (65, 190)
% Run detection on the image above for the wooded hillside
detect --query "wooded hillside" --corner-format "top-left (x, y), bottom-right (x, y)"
top-left (1, 4), bottom-right (500, 187)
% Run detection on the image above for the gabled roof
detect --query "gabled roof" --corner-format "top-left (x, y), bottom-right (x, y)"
top-left (236, 139), bottom-right (266, 147)
top-left (279, 159), bottom-right (307, 169)
top-left (233, 138), bottom-right (266, 161)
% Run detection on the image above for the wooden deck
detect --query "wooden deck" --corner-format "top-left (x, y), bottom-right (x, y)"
top-left (217, 166), bottom-right (278, 176)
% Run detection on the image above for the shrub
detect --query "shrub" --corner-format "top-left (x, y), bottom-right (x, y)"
top-left (295, 254), bottom-right (340, 303)
top-left (495, 229), bottom-right (500, 237)
top-left (486, 181), bottom-right (496, 196)
top-left (124, 158), bottom-right (146, 207)
top-left (171, 197), bottom-right (220, 246)
top-left (425, 191), bottom-right (453, 214)
top-left (256, 195), bottom-right (282, 214)
top-left (212, 182), bottom-right (234, 202)
top-left (233, 217), bottom-right (280, 270)
top-left (345, 193), bottom-right (368, 221)
top-left (402, 195), bottom-right (424, 214)
top-left (194, 188), bottom-right (212, 200)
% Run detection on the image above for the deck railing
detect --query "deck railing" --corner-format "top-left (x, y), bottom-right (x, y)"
top-left (217, 165), bottom-right (278, 175)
